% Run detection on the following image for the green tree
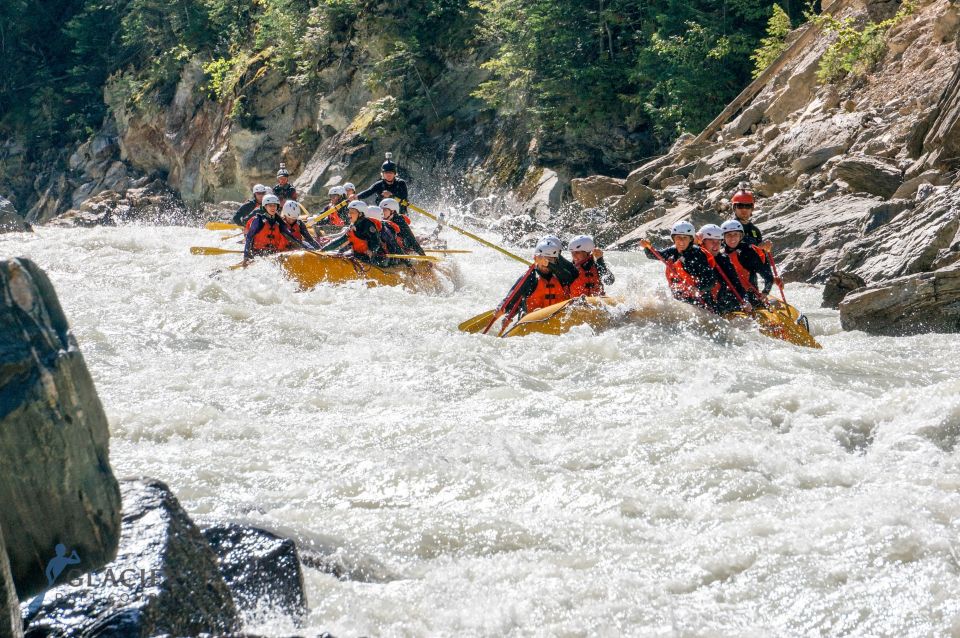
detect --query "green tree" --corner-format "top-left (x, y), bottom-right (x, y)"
top-left (751, 4), bottom-right (792, 79)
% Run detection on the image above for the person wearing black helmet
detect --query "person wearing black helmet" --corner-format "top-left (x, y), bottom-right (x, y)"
top-left (273, 163), bottom-right (298, 204)
top-left (357, 153), bottom-right (409, 213)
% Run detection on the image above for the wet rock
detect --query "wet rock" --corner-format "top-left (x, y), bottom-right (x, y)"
top-left (609, 182), bottom-right (655, 220)
top-left (1, 527), bottom-right (21, 638)
top-left (47, 181), bottom-right (195, 228)
top-left (0, 197), bottom-right (31, 233)
top-left (839, 263), bottom-right (960, 335)
top-left (828, 156), bottom-right (903, 198)
top-left (202, 524), bottom-right (307, 622)
top-left (569, 176), bottom-right (625, 209)
top-left (0, 259), bottom-right (122, 600)
top-left (21, 479), bottom-right (240, 637)
top-left (822, 271), bottom-right (867, 308)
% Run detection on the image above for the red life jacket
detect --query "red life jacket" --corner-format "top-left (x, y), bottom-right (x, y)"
top-left (526, 274), bottom-right (570, 312)
top-left (285, 220), bottom-right (305, 242)
top-left (728, 245), bottom-right (766, 294)
top-left (325, 203), bottom-right (344, 226)
top-left (250, 216), bottom-right (288, 252)
top-left (569, 257), bottom-right (604, 297)
top-left (346, 218), bottom-right (383, 255)
top-left (664, 255), bottom-right (701, 300)
top-left (384, 219), bottom-right (403, 249)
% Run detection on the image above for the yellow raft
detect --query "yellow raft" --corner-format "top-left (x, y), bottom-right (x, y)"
top-left (276, 250), bottom-right (454, 294)
top-left (500, 296), bottom-right (821, 348)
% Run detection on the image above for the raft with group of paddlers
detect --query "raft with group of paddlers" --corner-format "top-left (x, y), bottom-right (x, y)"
top-left (194, 158), bottom-right (819, 348)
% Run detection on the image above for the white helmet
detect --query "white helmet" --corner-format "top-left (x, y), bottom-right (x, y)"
top-left (281, 200), bottom-right (301, 220)
top-left (365, 205), bottom-right (383, 220)
top-left (699, 224), bottom-right (723, 241)
top-left (670, 221), bottom-right (696, 237)
top-left (380, 198), bottom-right (400, 212)
top-left (344, 182), bottom-right (356, 191)
top-left (329, 185), bottom-right (346, 197)
top-left (568, 235), bottom-right (596, 253)
top-left (720, 219), bottom-right (744, 234)
top-left (540, 236), bottom-right (563, 250)
top-left (348, 200), bottom-right (368, 214)
top-left (252, 183), bottom-right (269, 195)
top-left (262, 194), bottom-right (280, 207)
top-left (534, 240), bottom-right (561, 259)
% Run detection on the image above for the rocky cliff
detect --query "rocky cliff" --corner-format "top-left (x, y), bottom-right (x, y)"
top-left (569, 0), bottom-right (960, 335)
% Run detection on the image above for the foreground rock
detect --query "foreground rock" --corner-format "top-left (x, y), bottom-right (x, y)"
top-left (1, 528), bottom-right (20, 638)
top-left (0, 197), bottom-right (31, 233)
top-left (202, 524), bottom-right (307, 623)
top-left (21, 479), bottom-right (241, 637)
top-left (0, 259), bottom-right (122, 602)
top-left (839, 263), bottom-right (960, 335)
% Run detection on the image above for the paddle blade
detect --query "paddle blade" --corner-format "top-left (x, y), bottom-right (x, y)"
top-left (458, 310), bottom-right (497, 333)
top-left (385, 254), bottom-right (441, 262)
top-left (205, 222), bottom-right (241, 231)
top-left (191, 246), bottom-right (244, 256)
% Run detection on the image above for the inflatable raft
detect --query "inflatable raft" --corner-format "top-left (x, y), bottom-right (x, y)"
top-left (277, 250), bottom-right (454, 293)
top-left (499, 296), bottom-right (821, 347)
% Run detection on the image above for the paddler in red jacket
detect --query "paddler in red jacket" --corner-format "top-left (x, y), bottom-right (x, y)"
top-left (567, 235), bottom-right (614, 297)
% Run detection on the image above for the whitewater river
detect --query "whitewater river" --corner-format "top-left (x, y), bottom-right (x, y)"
top-left (3, 223), bottom-right (960, 637)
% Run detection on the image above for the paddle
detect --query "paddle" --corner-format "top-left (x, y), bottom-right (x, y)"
top-left (426, 249), bottom-right (471, 254)
top-left (767, 249), bottom-right (788, 306)
top-left (484, 264), bottom-right (535, 335)
top-left (458, 310), bottom-right (497, 333)
top-left (192, 246), bottom-right (242, 255)
top-left (205, 222), bottom-right (241, 231)
top-left (303, 200), bottom-right (348, 228)
top-left (400, 200), bottom-right (531, 265)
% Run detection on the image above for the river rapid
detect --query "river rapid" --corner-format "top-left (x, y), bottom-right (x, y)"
top-left (3, 223), bottom-right (960, 637)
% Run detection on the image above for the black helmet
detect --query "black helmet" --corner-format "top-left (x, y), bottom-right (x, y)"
top-left (381, 152), bottom-right (397, 173)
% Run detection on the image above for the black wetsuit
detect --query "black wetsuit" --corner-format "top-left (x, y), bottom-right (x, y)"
top-left (232, 199), bottom-right (259, 227)
top-left (273, 182), bottom-right (298, 203)
top-left (390, 214), bottom-right (425, 255)
top-left (284, 219), bottom-right (322, 249)
top-left (358, 178), bottom-right (409, 211)
top-left (739, 219), bottom-right (763, 247)
top-left (710, 253), bottom-right (750, 315)
top-left (644, 244), bottom-right (716, 308)
top-left (725, 244), bottom-right (774, 299)
top-left (325, 217), bottom-right (383, 263)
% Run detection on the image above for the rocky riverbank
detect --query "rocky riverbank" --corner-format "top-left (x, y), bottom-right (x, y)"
top-left (0, 258), bottom-right (324, 637)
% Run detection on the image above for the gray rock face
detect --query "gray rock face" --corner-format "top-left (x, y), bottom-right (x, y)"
top-left (839, 263), bottom-right (960, 335)
top-left (0, 259), bottom-right (122, 600)
top-left (0, 197), bottom-right (30, 233)
top-left (46, 181), bottom-right (196, 228)
top-left (0, 528), bottom-right (22, 638)
top-left (21, 479), bottom-right (240, 638)
top-left (202, 524), bottom-right (307, 623)
top-left (829, 155), bottom-right (903, 198)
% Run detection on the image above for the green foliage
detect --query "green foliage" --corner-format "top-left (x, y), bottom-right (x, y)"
top-left (751, 4), bottom-right (792, 79)
top-left (815, 2), bottom-right (914, 84)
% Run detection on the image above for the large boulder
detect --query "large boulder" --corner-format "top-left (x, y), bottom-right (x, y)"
top-left (839, 263), bottom-right (960, 335)
top-left (0, 259), bottom-right (122, 600)
top-left (202, 524), bottom-right (307, 623)
top-left (47, 181), bottom-right (196, 228)
top-left (0, 528), bottom-right (21, 638)
top-left (822, 271), bottom-right (867, 308)
top-left (569, 176), bottom-right (625, 208)
top-left (0, 197), bottom-right (30, 233)
top-left (828, 155), bottom-right (903, 198)
top-left (21, 479), bottom-right (241, 637)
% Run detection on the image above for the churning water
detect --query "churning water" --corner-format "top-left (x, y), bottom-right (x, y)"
top-left (3, 223), bottom-right (960, 637)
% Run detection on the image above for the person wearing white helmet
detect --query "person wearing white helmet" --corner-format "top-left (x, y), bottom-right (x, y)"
top-left (568, 235), bottom-right (615, 297)
top-left (323, 185), bottom-right (347, 226)
top-left (232, 183), bottom-right (270, 227)
top-left (243, 193), bottom-right (297, 262)
top-left (280, 200), bottom-right (322, 249)
top-left (273, 163), bottom-right (298, 204)
top-left (639, 220), bottom-right (717, 309)
top-left (491, 237), bottom-right (578, 326)
top-left (321, 200), bottom-right (384, 263)
top-left (365, 205), bottom-right (406, 263)
top-left (699, 223), bottom-right (752, 314)
top-left (381, 198), bottom-right (425, 256)
top-left (537, 235), bottom-right (580, 283)
top-left (343, 182), bottom-right (357, 200)
top-left (721, 219), bottom-right (775, 306)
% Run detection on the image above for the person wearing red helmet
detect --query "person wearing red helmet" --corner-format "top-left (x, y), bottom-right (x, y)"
top-left (731, 187), bottom-right (764, 248)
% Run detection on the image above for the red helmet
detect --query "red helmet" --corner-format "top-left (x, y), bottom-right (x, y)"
top-left (731, 190), bottom-right (755, 205)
